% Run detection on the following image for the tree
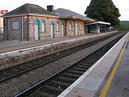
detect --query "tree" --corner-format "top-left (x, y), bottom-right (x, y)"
top-left (85, 0), bottom-right (120, 26)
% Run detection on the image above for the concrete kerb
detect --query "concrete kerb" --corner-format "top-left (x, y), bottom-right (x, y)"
top-left (58, 32), bottom-right (129, 97)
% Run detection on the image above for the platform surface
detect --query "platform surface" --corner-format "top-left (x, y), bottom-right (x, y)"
top-left (0, 32), bottom-right (116, 54)
top-left (58, 32), bottom-right (129, 97)
top-left (106, 39), bottom-right (129, 97)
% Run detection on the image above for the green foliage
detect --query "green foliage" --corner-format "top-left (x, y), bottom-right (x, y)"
top-left (120, 21), bottom-right (129, 25)
top-left (117, 24), bottom-right (129, 31)
top-left (85, 0), bottom-right (120, 26)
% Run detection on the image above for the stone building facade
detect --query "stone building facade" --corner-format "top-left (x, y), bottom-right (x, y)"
top-left (3, 3), bottom-right (94, 41)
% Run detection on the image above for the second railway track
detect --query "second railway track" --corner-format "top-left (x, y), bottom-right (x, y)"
top-left (0, 32), bottom-right (123, 83)
top-left (15, 32), bottom-right (127, 97)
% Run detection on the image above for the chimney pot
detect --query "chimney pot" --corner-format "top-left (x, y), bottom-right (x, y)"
top-left (47, 5), bottom-right (54, 12)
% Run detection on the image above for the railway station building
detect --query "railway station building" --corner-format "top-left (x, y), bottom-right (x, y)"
top-left (3, 3), bottom-right (94, 41)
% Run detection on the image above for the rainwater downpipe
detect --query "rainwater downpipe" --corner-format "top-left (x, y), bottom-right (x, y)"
top-left (22, 16), bottom-right (24, 40)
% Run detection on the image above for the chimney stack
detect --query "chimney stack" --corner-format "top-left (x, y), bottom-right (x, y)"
top-left (47, 5), bottom-right (54, 12)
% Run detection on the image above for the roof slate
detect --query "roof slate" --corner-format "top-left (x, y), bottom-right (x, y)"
top-left (3, 3), bottom-right (94, 22)
top-left (54, 8), bottom-right (90, 20)
top-left (4, 3), bottom-right (53, 16)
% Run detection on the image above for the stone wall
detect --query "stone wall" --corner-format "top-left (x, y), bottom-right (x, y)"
top-left (5, 16), bottom-right (29, 40)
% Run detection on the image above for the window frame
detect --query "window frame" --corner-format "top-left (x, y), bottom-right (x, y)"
top-left (69, 22), bottom-right (72, 31)
top-left (12, 21), bottom-right (19, 30)
top-left (41, 20), bottom-right (45, 33)
top-left (56, 21), bottom-right (59, 32)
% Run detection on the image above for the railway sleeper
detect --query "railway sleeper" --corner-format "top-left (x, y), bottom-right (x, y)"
top-left (47, 82), bottom-right (68, 90)
top-left (71, 67), bottom-right (87, 72)
top-left (40, 85), bottom-right (63, 95)
top-left (33, 91), bottom-right (56, 97)
top-left (68, 69), bottom-right (85, 74)
top-left (61, 73), bottom-right (79, 79)
top-left (56, 76), bottom-right (76, 83)
top-left (67, 70), bottom-right (84, 75)
top-left (52, 80), bottom-right (70, 88)
top-left (75, 65), bottom-right (90, 69)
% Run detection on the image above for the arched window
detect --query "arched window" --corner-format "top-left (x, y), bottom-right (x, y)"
top-left (50, 21), bottom-right (54, 38)
top-left (62, 21), bottom-right (64, 37)
top-left (41, 20), bottom-right (45, 32)
top-left (69, 22), bottom-right (72, 31)
top-left (34, 20), bottom-right (39, 40)
top-left (56, 21), bottom-right (59, 32)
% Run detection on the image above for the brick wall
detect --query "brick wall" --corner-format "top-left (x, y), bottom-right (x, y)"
top-left (4, 15), bottom-right (86, 41)
top-left (0, 14), bottom-right (3, 30)
top-left (28, 15), bottom-right (65, 40)
top-left (66, 20), bottom-right (85, 36)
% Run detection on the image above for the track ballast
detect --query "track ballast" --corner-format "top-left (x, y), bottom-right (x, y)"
top-left (15, 32), bottom-right (126, 97)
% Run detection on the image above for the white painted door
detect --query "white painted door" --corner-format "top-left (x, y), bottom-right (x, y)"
top-left (35, 25), bottom-right (38, 40)
top-left (75, 23), bottom-right (78, 36)
top-left (62, 25), bottom-right (64, 37)
top-left (51, 25), bottom-right (54, 38)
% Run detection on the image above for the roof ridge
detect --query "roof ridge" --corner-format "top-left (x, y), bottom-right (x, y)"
top-left (3, 3), bottom-right (54, 16)
top-left (25, 3), bottom-right (30, 14)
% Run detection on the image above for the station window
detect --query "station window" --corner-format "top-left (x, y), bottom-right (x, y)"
top-left (80, 24), bottom-right (82, 30)
top-left (12, 22), bottom-right (19, 30)
top-left (69, 22), bottom-right (72, 31)
top-left (41, 20), bottom-right (45, 32)
top-left (56, 21), bottom-right (59, 32)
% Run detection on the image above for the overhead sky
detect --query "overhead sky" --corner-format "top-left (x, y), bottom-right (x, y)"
top-left (1, 0), bottom-right (129, 20)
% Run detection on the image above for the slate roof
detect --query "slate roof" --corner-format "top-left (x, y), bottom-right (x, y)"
top-left (54, 8), bottom-right (92, 20)
top-left (3, 3), bottom-right (53, 16)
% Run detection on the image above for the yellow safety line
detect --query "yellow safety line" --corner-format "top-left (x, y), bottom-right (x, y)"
top-left (99, 38), bottom-right (128, 97)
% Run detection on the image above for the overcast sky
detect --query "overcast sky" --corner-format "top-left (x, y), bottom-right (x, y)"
top-left (1, 0), bottom-right (129, 21)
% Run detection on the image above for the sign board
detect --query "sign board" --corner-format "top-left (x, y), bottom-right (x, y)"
top-left (1, 10), bottom-right (8, 14)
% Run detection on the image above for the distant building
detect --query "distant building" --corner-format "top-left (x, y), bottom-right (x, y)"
top-left (3, 3), bottom-right (94, 41)
top-left (0, 13), bottom-right (3, 33)
top-left (86, 21), bottom-right (111, 34)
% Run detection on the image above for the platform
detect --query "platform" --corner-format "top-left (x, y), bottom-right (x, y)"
top-left (105, 38), bottom-right (129, 97)
top-left (0, 32), bottom-right (116, 54)
top-left (58, 32), bottom-right (129, 97)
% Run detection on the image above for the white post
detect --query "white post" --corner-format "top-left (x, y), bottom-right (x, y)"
top-left (75, 23), bottom-right (78, 36)
top-left (97, 25), bottom-right (100, 34)
top-left (62, 25), bottom-right (64, 37)
top-left (51, 25), bottom-right (54, 38)
top-left (21, 16), bottom-right (24, 40)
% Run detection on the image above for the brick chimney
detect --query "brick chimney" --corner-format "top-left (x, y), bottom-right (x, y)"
top-left (47, 5), bottom-right (54, 12)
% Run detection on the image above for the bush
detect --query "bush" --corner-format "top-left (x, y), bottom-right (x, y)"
top-left (117, 24), bottom-right (129, 31)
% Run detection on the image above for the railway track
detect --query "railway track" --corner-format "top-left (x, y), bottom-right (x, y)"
top-left (15, 32), bottom-right (126, 97)
top-left (0, 32), bottom-right (122, 83)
